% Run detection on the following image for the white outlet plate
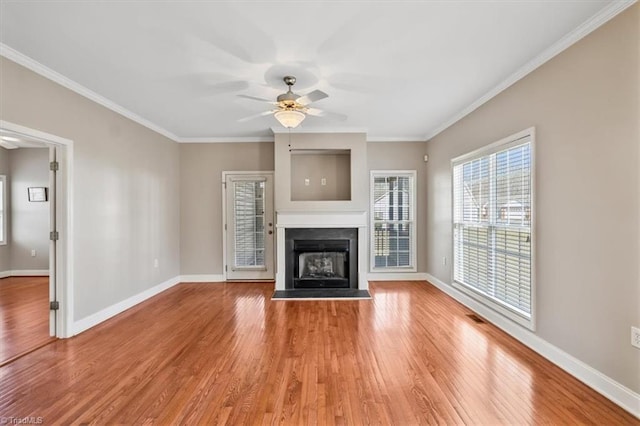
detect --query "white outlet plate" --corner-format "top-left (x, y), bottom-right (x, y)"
top-left (321, 178), bottom-right (326, 186)
top-left (31, 249), bottom-right (36, 257)
top-left (154, 258), bottom-right (159, 268)
top-left (304, 178), bottom-right (310, 186)
top-left (632, 326), bottom-right (640, 349)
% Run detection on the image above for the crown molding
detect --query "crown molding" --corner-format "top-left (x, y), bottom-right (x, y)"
top-left (424, 0), bottom-right (638, 141)
top-left (177, 136), bottom-right (275, 143)
top-left (367, 136), bottom-right (426, 143)
top-left (0, 43), bottom-right (180, 142)
top-left (269, 126), bottom-right (369, 135)
top-left (270, 126), bottom-right (426, 142)
top-left (177, 135), bottom-right (427, 143)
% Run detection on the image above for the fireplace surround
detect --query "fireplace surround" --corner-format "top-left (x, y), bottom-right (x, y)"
top-left (275, 211), bottom-right (368, 292)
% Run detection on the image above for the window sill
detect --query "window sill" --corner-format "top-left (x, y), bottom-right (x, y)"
top-left (369, 267), bottom-right (417, 273)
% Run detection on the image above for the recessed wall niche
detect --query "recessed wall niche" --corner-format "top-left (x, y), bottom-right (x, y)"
top-left (290, 149), bottom-right (351, 201)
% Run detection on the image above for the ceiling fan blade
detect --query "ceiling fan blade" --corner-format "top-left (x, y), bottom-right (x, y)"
top-left (297, 90), bottom-right (328, 106)
top-left (238, 94), bottom-right (278, 105)
top-left (237, 110), bottom-right (276, 123)
top-left (306, 108), bottom-right (348, 122)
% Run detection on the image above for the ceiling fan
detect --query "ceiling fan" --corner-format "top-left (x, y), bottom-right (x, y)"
top-left (238, 76), bottom-right (347, 128)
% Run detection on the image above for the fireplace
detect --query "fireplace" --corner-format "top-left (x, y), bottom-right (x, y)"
top-left (275, 211), bottom-right (368, 292)
top-left (285, 228), bottom-right (358, 290)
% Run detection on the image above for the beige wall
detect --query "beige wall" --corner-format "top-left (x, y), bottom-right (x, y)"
top-left (291, 152), bottom-right (351, 201)
top-left (368, 142), bottom-right (428, 272)
top-left (425, 5), bottom-right (639, 392)
top-left (179, 143), bottom-right (274, 275)
top-left (0, 56), bottom-right (181, 321)
top-left (9, 148), bottom-right (50, 271)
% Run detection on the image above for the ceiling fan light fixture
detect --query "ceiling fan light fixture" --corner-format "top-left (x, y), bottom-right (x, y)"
top-left (274, 109), bottom-right (306, 128)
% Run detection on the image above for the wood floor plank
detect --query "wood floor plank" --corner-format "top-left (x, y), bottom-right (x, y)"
top-left (0, 276), bottom-right (53, 364)
top-left (0, 281), bottom-right (637, 425)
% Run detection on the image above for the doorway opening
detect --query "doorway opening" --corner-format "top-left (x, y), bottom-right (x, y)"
top-left (0, 120), bottom-right (72, 364)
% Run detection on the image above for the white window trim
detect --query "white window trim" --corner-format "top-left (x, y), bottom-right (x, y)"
top-left (450, 127), bottom-right (536, 330)
top-left (0, 175), bottom-right (6, 246)
top-left (370, 170), bottom-right (417, 273)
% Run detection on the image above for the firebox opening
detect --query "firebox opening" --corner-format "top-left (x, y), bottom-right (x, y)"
top-left (298, 252), bottom-right (346, 279)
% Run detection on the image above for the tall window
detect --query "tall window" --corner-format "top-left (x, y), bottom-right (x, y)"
top-left (371, 171), bottom-right (416, 271)
top-left (0, 175), bottom-right (5, 245)
top-left (452, 129), bottom-right (534, 328)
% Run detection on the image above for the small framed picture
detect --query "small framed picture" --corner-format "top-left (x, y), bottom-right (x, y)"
top-left (28, 187), bottom-right (48, 202)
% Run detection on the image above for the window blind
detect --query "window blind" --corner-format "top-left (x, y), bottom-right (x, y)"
top-left (453, 138), bottom-right (532, 318)
top-left (233, 180), bottom-right (265, 268)
top-left (372, 174), bottom-right (414, 269)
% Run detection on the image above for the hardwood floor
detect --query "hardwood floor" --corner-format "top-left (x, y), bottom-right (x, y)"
top-left (0, 276), bottom-right (54, 365)
top-left (0, 281), bottom-right (636, 425)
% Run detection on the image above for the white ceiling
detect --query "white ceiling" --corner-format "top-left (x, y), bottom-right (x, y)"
top-left (0, 1), bottom-right (627, 141)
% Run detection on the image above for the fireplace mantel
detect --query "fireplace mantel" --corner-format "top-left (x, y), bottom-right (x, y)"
top-left (276, 210), bottom-right (367, 228)
top-left (275, 211), bottom-right (368, 291)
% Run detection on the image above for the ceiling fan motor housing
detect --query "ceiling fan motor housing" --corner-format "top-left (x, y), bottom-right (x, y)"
top-left (277, 76), bottom-right (302, 109)
top-left (277, 92), bottom-right (300, 104)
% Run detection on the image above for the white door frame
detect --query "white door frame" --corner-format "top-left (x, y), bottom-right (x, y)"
top-left (0, 120), bottom-right (74, 338)
top-left (222, 171), bottom-right (274, 281)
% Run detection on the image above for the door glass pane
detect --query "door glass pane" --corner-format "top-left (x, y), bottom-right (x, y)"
top-left (234, 180), bottom-right (265, 268)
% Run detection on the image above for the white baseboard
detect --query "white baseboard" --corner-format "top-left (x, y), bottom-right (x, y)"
top-left (424, 273), bottom-right (640, 419)
top-left (0, 269), bottom-right (50, 277)
top-left (368, 272), bottom-right (428, 281)
top-left (11, 269), bottom-right (50, 276)
top-left (179, 274), bottom-right (225, 283)
top-left (72, 276), bottom-right (181, 335)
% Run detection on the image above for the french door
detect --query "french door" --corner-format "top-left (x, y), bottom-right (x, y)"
top-left (224, 173), bottom-right (274, 280)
